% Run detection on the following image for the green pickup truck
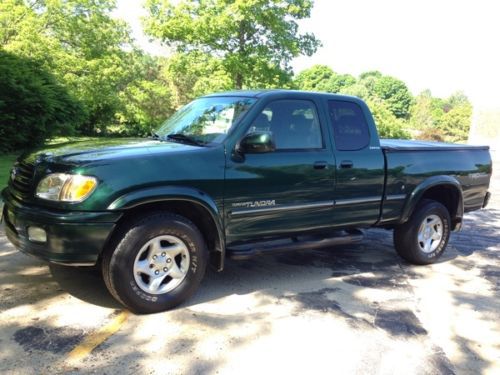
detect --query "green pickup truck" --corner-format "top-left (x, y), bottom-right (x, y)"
top-left (2, 90), bottom-right (492, 313)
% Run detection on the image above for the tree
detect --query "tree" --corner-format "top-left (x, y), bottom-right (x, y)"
top-left (144, 0), bottom-right (320, 89)
top-left (366, 98), bottom-right (410, 139)
top-left (165, 51), bottom-right (234, 106)
top-left (409, 90), bottom-right (436, 130)
top-left (338, 82), bottom-right (370, 99)
top-left (294, 65), bottom-right (335, 91)
top-left (371, 76), bottom-right (413, 119)
top-left (322, 73), bottom-right (356, 93)
top-left (410, 90), bottom-right (472, 143)
top-left (0, 50), bottom-right (84, 152)
top-left (355, 72), bottom-right (413, 119)
top-left (115, 55), bottom-right (176, 136)
top-left (437, 92), bottom-right (472, 142)
top-left (1, 0), bottom-right (138, 135)
top-left (294, 65), bottom-right (356, 93)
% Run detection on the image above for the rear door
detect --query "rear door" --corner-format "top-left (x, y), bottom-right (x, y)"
top-left (326, 99), bottom-right (385, 226)
top-left (224, 98), bottom-right (336, 244)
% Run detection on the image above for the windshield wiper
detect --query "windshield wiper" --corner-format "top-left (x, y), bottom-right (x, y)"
top-left (166, 133), bottom-right (205, 146)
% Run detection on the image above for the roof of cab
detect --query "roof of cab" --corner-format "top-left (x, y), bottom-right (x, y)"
top-left (202, 89), bottom-right (361, 102)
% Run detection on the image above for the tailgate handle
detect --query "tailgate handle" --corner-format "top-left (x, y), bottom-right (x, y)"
top-left (313, 161), bottom-right (328, 170)
top-left (340, 160), bottom-right (353, 169)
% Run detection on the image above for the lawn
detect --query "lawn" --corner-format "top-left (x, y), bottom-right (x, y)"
top-left (0, 154), bottom-right (19, 190)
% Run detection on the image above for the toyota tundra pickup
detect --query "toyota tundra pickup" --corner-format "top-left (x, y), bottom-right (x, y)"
top-left (2, 90), bottom-right (492, 313)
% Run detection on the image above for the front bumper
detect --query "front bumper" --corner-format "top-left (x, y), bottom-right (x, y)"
top-left (1, 189), bottom-right (122, 266)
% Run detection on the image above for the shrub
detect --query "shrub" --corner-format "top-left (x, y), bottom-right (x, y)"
top-left (0, 51), bottom-right (84, 152)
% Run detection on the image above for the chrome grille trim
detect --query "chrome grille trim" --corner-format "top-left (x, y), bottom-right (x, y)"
top-left (9, 161), bottom-right (35, 198)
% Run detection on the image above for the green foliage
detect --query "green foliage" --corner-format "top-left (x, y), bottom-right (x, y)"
top-left (295, 67), bottom-right (412, 119)
top-left (359, 71), bottom-right (383, 80)
top-left (114, 55), bottom-right (175, 136)
top-left (350, 73), bottom-right (412, 119)
top-left (1, 0), bottom-right (141, 135)
top-left (0, 153), bottom-right (19, 189)
top-left (294, 66), bottom-right (412, 139)
top-left (0, 50), bottom-right (85, 152)
top-left (293, 65), bottom-right (335, 90)
top-left (165, 51), bottom-right (233, 106)
top-left (0, 0), bottom-right (472, 145)
top-left (293, 65), bottom-right (355, 93)
top-left (437, 94), bottom-right (472, 142)
top-left (323, 73), bottom-right (356, 93)
top-left (144, 0), bottom-right (320, 89)
top-left (338, 82), bottom-right (370, 99)
top-left (410, 90), bottom-right (472, 142)
top-left (366, 98), bottom-right (410, 139)
top-left (293, 65), bottom-right (473, 141)
top-left (370, 76), bottom-right (413, 119)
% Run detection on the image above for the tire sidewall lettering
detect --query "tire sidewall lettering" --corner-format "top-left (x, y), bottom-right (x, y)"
top-left (130, 280), bottom-right (159, 302)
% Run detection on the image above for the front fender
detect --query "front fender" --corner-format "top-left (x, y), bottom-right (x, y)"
top-left (400, 175), bottom-right (464, 225)
top-left (108, 185), bottom-right (225, 267)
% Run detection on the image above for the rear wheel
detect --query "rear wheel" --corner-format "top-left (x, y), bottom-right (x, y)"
top-left (102, 213), bottom-right (208, 314)
top-left (394, 199), bottom-right (451, 265)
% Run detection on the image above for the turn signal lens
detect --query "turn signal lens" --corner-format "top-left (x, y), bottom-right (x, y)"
top-left (60, 175), bottom-right (98, 202)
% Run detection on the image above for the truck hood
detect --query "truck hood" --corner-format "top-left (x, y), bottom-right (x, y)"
top-left (20, 138), bottom-right (199, 165)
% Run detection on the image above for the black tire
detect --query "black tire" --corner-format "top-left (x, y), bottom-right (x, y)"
top-left (394, 199), bottom-right (451, 265)
top-left (102, 212), bottom-right (208, 314)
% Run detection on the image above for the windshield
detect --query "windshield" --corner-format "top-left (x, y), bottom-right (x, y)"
top-left (156, 96), bottom-right (257, 146)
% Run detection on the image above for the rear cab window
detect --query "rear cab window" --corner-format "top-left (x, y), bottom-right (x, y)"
top-left (328, 100), bottom-right (370, 151)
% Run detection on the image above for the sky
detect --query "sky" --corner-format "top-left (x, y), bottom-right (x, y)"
top-left (114, 0), bottom-right (500, 109)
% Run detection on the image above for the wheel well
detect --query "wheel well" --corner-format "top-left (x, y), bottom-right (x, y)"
top-left (420, 185), bottom-right (460, 220)
top-left (105, 200), bottom-right (224, 271)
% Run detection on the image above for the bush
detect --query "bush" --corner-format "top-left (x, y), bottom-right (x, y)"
top-left (0, 50), bottom-right (84, 152)
top-left (366, 98), bottom-right (411, 139)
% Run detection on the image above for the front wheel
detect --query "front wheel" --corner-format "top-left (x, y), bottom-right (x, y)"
top-left (394, 199), bottom-right (451, 265)
top-left (102, 213), bottom-right (208, 314)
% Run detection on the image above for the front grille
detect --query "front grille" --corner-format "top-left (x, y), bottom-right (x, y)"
top-left (9, 161), bottom-right (35, 199)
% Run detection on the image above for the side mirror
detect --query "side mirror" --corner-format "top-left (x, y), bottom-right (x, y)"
top-left (237, 131), bottom-right (275, 154)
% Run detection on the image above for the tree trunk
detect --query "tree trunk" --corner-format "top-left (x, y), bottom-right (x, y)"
top-left (235, 21), bottom-right (245, 90)
top-left (235, 73), bottom-right (243, 89)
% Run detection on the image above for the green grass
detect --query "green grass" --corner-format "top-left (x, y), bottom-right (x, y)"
top-left (45, 136), bottom-right (100, 145)
top-left (0, 154), bottom-right (19, 190)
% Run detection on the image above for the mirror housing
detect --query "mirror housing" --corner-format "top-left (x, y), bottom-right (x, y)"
top-left (237, 131), bottom-right (275, 154)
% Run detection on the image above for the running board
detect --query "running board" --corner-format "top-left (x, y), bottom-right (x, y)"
top-left (226, 229), bottom-right (364, 260)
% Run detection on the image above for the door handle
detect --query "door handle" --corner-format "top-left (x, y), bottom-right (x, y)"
top-left (340, 160), bottom-right (353, 169)
top-left (313, 161), bottom-right (328, 170)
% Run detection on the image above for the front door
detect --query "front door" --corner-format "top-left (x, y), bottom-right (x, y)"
top-left (224, 99), bottom-right (336, 244)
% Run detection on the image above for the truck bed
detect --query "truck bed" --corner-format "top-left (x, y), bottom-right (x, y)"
top-left (379, 139), bottom-right (492, 226)
top-left (380, 139), bottom-right (490, 151)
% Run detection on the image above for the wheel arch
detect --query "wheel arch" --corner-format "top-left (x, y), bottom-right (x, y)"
top-left (106, 186), bottom-right (225, 271)
top-left (400, 176), bottom-right (464, 230)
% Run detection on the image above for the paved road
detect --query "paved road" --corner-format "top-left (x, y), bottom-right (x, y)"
top-left (1, 157), bottom-right (498, 374)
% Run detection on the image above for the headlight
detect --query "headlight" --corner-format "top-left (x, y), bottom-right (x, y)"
top-left (36, 173), bottom-right (98, 202)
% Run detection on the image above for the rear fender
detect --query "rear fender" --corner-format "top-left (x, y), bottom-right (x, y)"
top-left (400, 175), bottom-right (464, 229)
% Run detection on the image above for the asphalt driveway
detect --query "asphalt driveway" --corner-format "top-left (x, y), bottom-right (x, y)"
top-left (1, 155), bottom-right (498, 375)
